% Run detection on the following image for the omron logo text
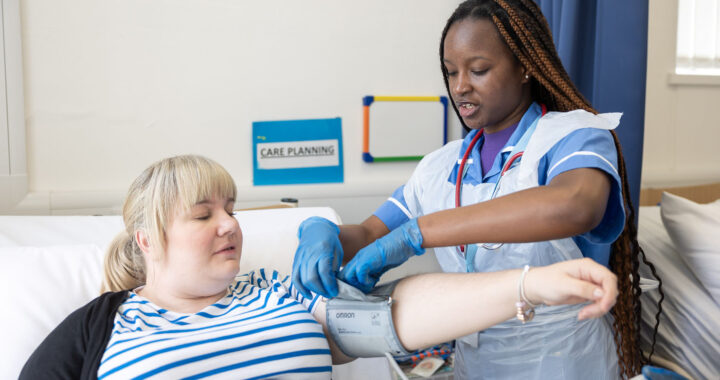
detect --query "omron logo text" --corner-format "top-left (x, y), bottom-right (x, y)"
top-left (336, 312), bottom-right (355, 319)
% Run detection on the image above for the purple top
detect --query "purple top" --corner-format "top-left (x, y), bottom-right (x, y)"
top-left (480, 122), bottom-right (519, 176)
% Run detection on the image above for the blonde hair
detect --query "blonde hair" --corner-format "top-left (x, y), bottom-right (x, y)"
top-left (101, 155), bottom-right (237, 292)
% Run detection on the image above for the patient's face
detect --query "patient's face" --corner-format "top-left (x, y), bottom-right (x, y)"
top-left (159, 195), bottom-right (242, 296)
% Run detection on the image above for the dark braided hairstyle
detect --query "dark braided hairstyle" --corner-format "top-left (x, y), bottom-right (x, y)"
top-left (439, 1), bottom-right (664, 378)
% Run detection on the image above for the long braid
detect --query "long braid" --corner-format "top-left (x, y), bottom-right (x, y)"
top-left (494, 0), bottom-right (594, 112)
top-left (440, 1), bottom-right (664, 378)
top-left (609, 131), bottom-right (666, 371)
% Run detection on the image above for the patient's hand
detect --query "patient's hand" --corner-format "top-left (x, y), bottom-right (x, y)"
top-left (524, 258), bottom-right (618, 320)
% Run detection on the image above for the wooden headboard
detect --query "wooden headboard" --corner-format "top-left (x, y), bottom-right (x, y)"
top-left (639, 182), bottom-right (720, 206)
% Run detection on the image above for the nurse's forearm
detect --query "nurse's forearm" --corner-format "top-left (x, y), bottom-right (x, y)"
top-left (338, 216), bottom-right (390, 263)
top-left (390, 270), bottom-right (520, 350)
top-left (418, 168), bottom-right (611, 247)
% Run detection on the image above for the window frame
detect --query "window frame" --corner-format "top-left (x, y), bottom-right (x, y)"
top-left (0, 0), bottom-right (29, 213)
top-left (672, 0), bottom-right (720, 85)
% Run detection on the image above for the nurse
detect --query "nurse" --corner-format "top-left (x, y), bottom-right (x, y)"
top-left (292, 0), bottom-right (661, 379)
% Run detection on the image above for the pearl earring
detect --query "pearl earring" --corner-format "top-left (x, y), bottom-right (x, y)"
top-left (525, 74), bottom-right (530, 79)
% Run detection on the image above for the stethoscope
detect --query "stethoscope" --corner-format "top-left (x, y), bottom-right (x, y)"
top-left (455, 104), bottom-right (546, 271)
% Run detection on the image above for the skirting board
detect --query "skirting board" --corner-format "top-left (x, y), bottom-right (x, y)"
top-left (0, 179), bottom-right (400, 219)
top-left (0, 174), bottom-right (31, 214)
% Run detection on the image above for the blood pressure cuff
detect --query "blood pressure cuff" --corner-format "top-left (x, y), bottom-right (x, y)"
top-left (326, 279), bottom-right (410, 358)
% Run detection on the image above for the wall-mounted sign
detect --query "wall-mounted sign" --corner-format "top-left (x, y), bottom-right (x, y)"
top-left (253, 118), bottom-right (343, 186)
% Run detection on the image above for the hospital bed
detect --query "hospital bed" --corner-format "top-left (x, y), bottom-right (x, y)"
top-left (0, 206), bottom-right (403, 380)
top-left (3, 186), bottom-right (717, 380)
top-left (637, 182), bottom-right (720, 380)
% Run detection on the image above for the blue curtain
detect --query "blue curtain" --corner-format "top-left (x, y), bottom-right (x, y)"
top-left (536, 0), bottom-right (649, 216)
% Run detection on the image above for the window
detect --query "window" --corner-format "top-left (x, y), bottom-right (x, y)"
top-left (676, 0), bottom-right (720, 75)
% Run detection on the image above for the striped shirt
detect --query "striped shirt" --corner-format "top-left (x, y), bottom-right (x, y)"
top-left (97, 269), bottom-right (331, 379)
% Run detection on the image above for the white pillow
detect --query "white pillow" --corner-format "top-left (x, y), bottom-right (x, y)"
top-left (236, 207), bottom-right (341, 276)
top-left (660, 192), bottom-right (720, 305)
top-left (0, 215), bottom-right (124, 248)
top-left (0, 244), bottom-right (104, 379)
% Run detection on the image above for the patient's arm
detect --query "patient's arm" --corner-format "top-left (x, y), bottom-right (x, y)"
top-left (311, 301), bottom-right (354, 364)
top-left (314, 258), bottom-right (616, 360)
top-left (390, 258), bottom-right (616, 351)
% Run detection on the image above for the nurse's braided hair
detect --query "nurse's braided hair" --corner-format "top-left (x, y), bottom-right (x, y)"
top-left (440, 1), bottom-right (664, 378)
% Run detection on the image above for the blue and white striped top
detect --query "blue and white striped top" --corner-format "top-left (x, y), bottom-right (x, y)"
top-left (97, 269), bottom-right (331, 379)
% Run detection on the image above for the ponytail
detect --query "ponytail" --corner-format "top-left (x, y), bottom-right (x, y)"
top-left (101, 230), bottom-right (145, 293)
top-left (100, 155), bottom-right (237, 294)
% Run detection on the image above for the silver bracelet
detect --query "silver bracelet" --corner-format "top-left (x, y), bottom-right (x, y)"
top-left (515, 265), bottom-right (536, 323)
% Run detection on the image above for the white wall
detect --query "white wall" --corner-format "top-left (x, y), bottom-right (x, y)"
top-left (643, 0), bottom-right (720, 187)
top-left (7, 0), bottom-right (454, 310)
top-left (5, 0), bottom-right (719, 218)
top-left (8, 0), bottom-right (464, 219)
top-left (4, 0), bottom-right (716, 308)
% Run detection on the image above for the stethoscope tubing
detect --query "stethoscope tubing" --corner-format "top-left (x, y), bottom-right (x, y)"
top-left (455, 104), bottom-right (546, 255)
top-left (455, 135), bottom-right (522, 253)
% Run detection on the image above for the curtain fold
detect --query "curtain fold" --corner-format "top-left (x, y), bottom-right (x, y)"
top-left (537, 0), bottom-right (649, 214)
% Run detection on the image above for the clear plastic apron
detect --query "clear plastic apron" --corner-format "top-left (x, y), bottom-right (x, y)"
top-left (407, 110), bottom-right (622, 379)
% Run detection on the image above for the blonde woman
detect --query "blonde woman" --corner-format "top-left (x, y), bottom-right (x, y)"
top-left (21, 155), bottom-right (617, 379)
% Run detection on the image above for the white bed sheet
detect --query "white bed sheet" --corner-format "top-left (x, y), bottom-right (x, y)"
top-left (638, 206), bottom-right (720, 380)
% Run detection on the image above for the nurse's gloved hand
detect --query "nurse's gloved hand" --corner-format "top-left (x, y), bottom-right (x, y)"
top-left (339, 219), bottom-right (425, 293)
top-left (292, 217), bottom-right (344, 299)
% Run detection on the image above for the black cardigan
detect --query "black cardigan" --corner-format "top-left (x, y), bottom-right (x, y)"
top-left (19, 291), bottom-right (129, 380)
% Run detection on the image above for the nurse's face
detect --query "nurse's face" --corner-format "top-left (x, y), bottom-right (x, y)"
top-left (443, 18), bottom-right (532, 133)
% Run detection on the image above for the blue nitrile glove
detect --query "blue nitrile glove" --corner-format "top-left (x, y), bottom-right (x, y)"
top-left (339, 218), bottom-right (425, 293)
top-left (292, 216), bottom-right (344, 299)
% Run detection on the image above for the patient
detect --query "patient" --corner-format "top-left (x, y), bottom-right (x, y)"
top-left (20, 155), bottom-right (618, 379)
